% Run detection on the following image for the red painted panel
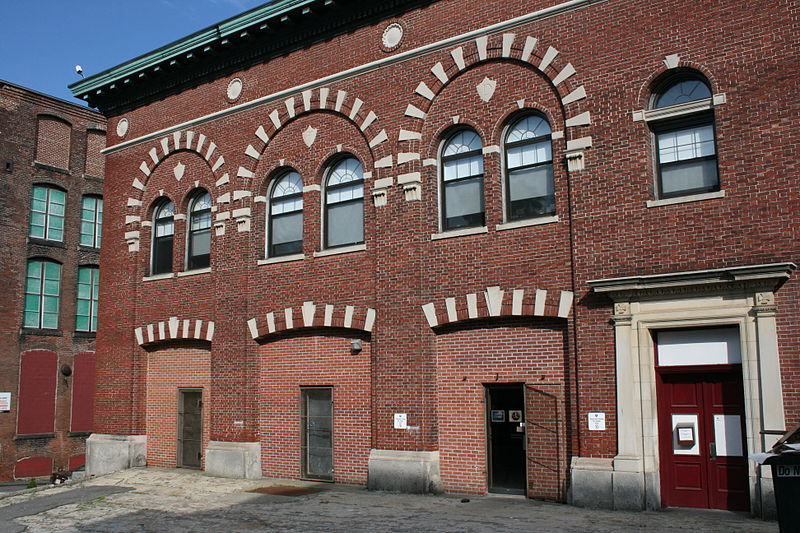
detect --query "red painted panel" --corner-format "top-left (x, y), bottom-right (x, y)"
top-left (17, 350), bottom-right (57, 435)
top-left (15, 456), bottom-right (53, 478)
top-left (672, 461), bottom-right (704, 490)
top-left (70, 351), bottom-right (96, 432)
top-left (68, 454), bottom-right (86, 471)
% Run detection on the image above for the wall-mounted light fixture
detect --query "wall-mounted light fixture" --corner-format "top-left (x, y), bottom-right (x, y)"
top-left (350, 339), bottom-right (362, 354)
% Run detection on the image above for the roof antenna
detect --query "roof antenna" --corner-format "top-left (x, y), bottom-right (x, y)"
top-left (75, 65), bottom-right (84, 78)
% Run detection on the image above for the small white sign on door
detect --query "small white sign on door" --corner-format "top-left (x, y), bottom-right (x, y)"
top-left (713, 414), bottom-right (743, 456)
top-left (394, 413), bottom-right (408, 429)
top-left (588, 412), bottom-right (606, 431)
top-left (672, 414), bottom-right (700, 455)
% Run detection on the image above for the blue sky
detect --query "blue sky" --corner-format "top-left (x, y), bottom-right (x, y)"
top-left (1, 0), bottom-right (268, 105)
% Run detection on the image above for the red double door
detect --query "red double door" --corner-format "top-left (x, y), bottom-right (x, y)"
top-left (656, 367), bottom-right (750, 511)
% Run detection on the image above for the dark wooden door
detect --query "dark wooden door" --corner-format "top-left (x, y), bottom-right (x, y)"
top-left (657, 369), bottom-right (749, 511)
top-left (178, 390), bottom-right (202, 468)
top-left (486, 384), bottom-right (526, 494)
top-left (301, 388), bottom-right (333, 481)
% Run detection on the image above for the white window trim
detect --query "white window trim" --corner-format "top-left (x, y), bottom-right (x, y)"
top-left (142, 272), bottom-right (175, 282)
top-left (258, 253), bottom-right (304, 265)
top-left (431, 225), bottom-right (488, 241)
top-left (313, 243), bottom-right (366, 258)
top-left (496, 215), bottom-right (559, 231)
top-left (177, 267), bottom-right (211, 277)
top-left (646, 189), bottom-right (725, 208)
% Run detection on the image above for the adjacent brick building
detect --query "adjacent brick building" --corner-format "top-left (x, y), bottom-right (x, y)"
top-left (0, 80), bottom-right (105, 480)
top-left (70, 0), bottom-right (797, 517)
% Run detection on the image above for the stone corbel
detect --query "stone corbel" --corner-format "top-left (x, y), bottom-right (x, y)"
top-left (125, 230), bottom-right (140, 252)
top-left (232, 207), bottom-right (251, 233)
top-left (372, 177), bottom-right (393, 207)
top-left (565, 149), bottom-right (585, 172)
top-left (214, 211), bottom-right (229, 236)
top-left (397, 172), bottom-right (422, 201)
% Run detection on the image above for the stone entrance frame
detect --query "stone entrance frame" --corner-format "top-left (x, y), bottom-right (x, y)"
top-left (574, 263), bottom-right (795, 517)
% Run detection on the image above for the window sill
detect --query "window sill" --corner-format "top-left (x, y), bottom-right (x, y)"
top-left (20, 328), bottom-right (62, 337)
top-left (646, 190), bottom-right (725, 208)
top-left (496, 215), bottom-right (559, 231)
top-left (177, 267), bottom-right (211, 277)
top-left (68, 431), bottom-right (92, 438)
top-left (28, 237), bottom-right (66, 249)
top-left (431, 226), bottom-right (488, 241)
top-left (73, 330), bottom-right (96, 338)
top-left (313, 243), bottom-right (366, 258)
top-left (258, 253), bottom-right (304, 265)
top-left (14, 433), bottom-right (55, 441)
top-left (82, 173), bottom-right (104, 182)
top-left (33, 161), bottom-right (70, 174)
top-left (142, 272), bottom-right (175, 282)
top-left (78, 245), bottom-right (100, 253)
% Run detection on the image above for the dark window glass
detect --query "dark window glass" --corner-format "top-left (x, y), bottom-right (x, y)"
top-left (152, 201), bottom-right (174, 275)
top-left (268, 171), bottom-right (303, 257)
top-left (652, 78), bottom-right (719, 198)
top-left (441, 129), bottom-right (484, 230)
top-left (187, 191), bottom-right (211, 270)
top-left (504, 115), bottom-right (555, 220)
top-left (324, 158), bottom-right (364, 248)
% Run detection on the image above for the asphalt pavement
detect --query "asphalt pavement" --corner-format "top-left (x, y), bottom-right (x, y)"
top-left (0, 468), bottom-right (778, 532)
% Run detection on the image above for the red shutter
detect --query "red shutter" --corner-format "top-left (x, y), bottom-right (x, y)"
top-left (17, 350), bottom-right (57, 435)
top-left (70, 351), bottom-right (96, 432)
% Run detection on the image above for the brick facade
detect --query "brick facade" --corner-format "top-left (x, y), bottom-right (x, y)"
top-left (71, 0), bottom-right (797, 514)
top-left (0, 81), bottom-right (105, 480)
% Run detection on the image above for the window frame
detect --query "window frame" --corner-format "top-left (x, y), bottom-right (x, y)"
top-left (151, 199), bottom-right (175, 276)
top-left (439, 128), bottom-right (485, 232)
top-left (186, 190), bottom-right (212, 271)
top-left (267, 170), bottom-right (304, 258)
top-left (649, 75), bottom-right (720, 200)
top-left (502, 113), bottom-right (556, 222)
top-left (29, 185), bottom-right (66, 242)
top-left (75, 265), bottom-right (100, 332)
top-left (79, 195), bottom-right (103, 248)
top-left (24, 259), bottom-right (62, 330)
top-left (323, 156), bottom-right (365, 250)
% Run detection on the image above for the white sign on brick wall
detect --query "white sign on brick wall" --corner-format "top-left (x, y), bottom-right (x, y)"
top-left (0, 392), bottom-right (10, 412)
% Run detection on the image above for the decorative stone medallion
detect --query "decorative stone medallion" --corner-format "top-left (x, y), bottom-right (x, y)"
top-left (116, 118), bottom-right (129, 138)
top-left (381, 23), bottom-right (404, 51)
top-left (476, 77), bottom-right (497, 102)
top-left (302, 126), bottom-right (318, 148)
top-left (227, 78), bottom-right (244, 102)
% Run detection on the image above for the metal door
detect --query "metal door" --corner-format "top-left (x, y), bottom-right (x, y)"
top-left (486, 384), bottom-right (526, 494)
top-left (301, 387), bottom-right (333, 481)
top-left (657, 369), bottom-right (749, 511)
top-left (178, 389), bottom-right (202, 468)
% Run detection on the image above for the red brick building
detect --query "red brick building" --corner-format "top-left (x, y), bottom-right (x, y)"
top-left (0, 80), bottom-right (105, 480)
top-left (70, 0), bottom-right (797, 516)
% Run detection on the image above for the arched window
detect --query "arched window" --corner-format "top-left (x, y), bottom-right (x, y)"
top-left (151, 200), bottom-right (174, 275)
top-left (441, 129), bottom-right (484, 231)
top-left (504, 114), bottom-right (555, 220)
top-left (651, 75), bottom-right (718, 198)
top-left (268, 170), bottom-right (304, 257)
top-left (324, 157), bottom-right (364, 248)
top-left (187, 190), bottom-right (212, 270)
top-left (24, 259), bottom-right (61, 329)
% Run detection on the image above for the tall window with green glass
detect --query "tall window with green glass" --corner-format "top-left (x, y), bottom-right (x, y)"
top-left (24, 259), bottom-right (61, 329)
top-left (29, 185), bottom-right (66, 241)
top-left (76, 266), bottom-right (99, 332)
top-left (80, 196), bottom-right (103, 248)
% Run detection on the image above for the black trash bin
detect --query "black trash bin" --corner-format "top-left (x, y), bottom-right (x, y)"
top-left (765, 453), bottom-right (800, 533)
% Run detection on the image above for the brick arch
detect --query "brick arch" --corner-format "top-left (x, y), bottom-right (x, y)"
top-left (395, 33), bottom-right (593, 188)
top-left (421, 286), bottom-right (574, 329)
top-left (124, 131), bottom-right (231, 247)
top-left (235, 89), bottom-right (392, 183)
top-left (247, 301), bottom-right (376, 340)
top-left (134, 316), bottom-right (216, 346)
